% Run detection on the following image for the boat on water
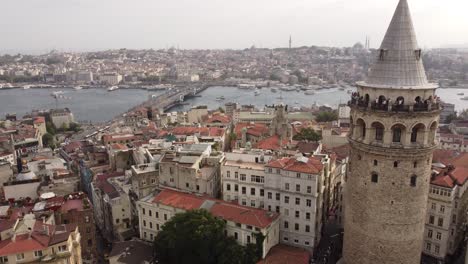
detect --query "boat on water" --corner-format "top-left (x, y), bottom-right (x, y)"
top-left (271, 87), bottom-right (278, 93)
top-left (461, 96), bottom-right (468, 100)
top-left (23, 85), bottom-right (32, 90)
top-left (216, 96), bottom-right (225, 101)
top-left (457, 93), bottom-right (464, 96)
top-left (305, 91), bottom-right (315, 95)
top-left (74, 86), bottom-right (83, 90)
top-left (254, 89), bottom-right (261, 96)
top-left (238, 84), bottom-right (256, 90)
top-left (279, 86), bottom-right (296, 92)
top-left (107, 86), bottom-right (119, 92)
top-left (339, 87), bottom-right (346, 91)
top-left (51, 91), bottom-right (65, 98)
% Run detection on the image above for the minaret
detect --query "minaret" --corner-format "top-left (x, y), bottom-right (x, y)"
top-left (343, 0), bottom-right (440, 264)
top-left (289, 35), bottom-right (292, 50)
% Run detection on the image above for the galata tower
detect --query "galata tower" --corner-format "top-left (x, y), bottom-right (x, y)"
top-left (343, 0), bottom-right (440, 263)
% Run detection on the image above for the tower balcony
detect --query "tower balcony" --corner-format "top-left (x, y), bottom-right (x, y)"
top-left (348, 99), bottom-right (441, 114)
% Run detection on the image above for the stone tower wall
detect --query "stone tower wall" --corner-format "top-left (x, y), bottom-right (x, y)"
top-left (343, 105), bottom-right (440, 264)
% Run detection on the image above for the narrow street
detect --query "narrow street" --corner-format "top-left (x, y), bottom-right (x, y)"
top-left (313, 220), bottom-right (343, 264)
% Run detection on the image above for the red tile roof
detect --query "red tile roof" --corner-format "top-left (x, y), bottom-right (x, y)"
top-left (204, 114), bottom-right (231, 124)
top-left (33, 116), bottom-right (45, 124)
top-left (256, 135), bottom-right (289, 151)
top-left (152, 189), bottom-right (279, 228)
top-left (234, 123), bottom-right (269, 138)
top-left (257, 244), bottom-right (310, 264)
top-left (267, 156), bottom-right (323, 174)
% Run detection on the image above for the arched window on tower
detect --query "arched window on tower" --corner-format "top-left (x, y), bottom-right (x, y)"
top-left (393, 126), bottom-right (402, 143)
top-left (372, 122), bottom-right (385, 142)
top-left (410, 175), bottom-right (417, 187)
top-left (411, 123), bottom-right (426, 144)
top-left (371, 172), bottom-right (379, 183)
top-left (373, 160), bottom-right (378, 166)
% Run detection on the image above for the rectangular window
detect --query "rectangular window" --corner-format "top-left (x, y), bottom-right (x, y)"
top-left (295, 223), bottom-right (299, 231)
top-left (276, 206), bottom-right (280, 213)
top-left (34, 250), bottom-right (43, 257)
top-left (58, 245), bottom-right (67, 252)
top-left (296, 173), bottom-right (301, 178)
top-left (426, 242), bottom-right (431, 251)
top-left (250, 200), bottom-right (255, 207)
top-left (164, 214), bottom-right (167, 221)
top-left (436, 232), bottom-right (441, 240)
top-left (227, 171), bottom-right (230, 178)
top-left (295, 198), bottom-right (300, 205)
top-left (296, 184), bottom-right (300, 192)
top-left (156, 211), bottom-right (159, 218)
top-left (440, 205), bottom-right (445, 213)
top-left (143, 208), bottom-right (146, 215)
top-left (305, 225), bottom-right (310, 232)
top-left (284, 221), bottom-right (289, 229)
top-left (276, 193), bottom-right (280, 201)
top-left (227, 184), bottom-right (231, 191)
top-left (438, 218), bottom-right (443, 227)
top-left (431, 203), bottom-right (436, 210)
top-left (234, 232), bottom-right (238, 240)
top-left (306, 212), bottom-right (311, 220)
top-left (242, 199), bottom-right (246, 206)
top-left (242, 187), bottom-right (246, 194)
top-left (260, 189), bottom-right (264, 197)
top-left (307, 186), bottom-right (312, 193)
top-left (428, 229), bottom-right (433, 238)
top-left (295, 211), bottom-right (300, 218)
top-left (435, 245), bottom-right (440, 254)
top-left (235, 184), bottom-right (238, 191)
top-left (306, 199), bottom-right (312, 207)
top-left (284, 196), bottom-right (289, 204)
top-left (285, 183), bottom-right (289, 190)
top-left (250, 188), bottom-right (256, 195)
top-left (149, 210), bottom-right (152, 217)
top-left (17, 253), bottom-right (24, 260)
top-left (429, 215), bottom-right (434, 224)
top-left (240, 174), bottom-right (246, 181)
top-left (267, 192), bottom-right (272, 199)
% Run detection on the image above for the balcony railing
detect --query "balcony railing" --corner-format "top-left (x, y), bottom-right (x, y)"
top-left (348, 100), bottom-right (441, 113)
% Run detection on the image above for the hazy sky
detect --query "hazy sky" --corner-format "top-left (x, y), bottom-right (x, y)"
top-left (1, 0), bottom-right (467, 54)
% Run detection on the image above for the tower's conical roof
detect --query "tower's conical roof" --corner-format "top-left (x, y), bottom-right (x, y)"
top-left (361, 0), bottom-right (434, 89)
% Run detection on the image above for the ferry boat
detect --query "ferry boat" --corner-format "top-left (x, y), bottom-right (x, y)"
top-left (51, 91), bottom-right (65, 98)
top-left (237, 84), bottom-right (255, 90)
top-left (216, 96), bottom-right (225, 101)
top-left (107, 86), bottom-right (119, 92)
top-left (23, 85), bottom-right (32, 90)
top-left (254, 90), bottom-right (261, 96)
top-left (74, 86), bottom-right (83, 90)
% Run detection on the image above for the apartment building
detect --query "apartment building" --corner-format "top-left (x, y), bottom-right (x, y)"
top-left (131, 163), bottom-right (159, 199)
top-left (159, 144), bottom-right (223, 197)
top-left (90, 172), bottom-right (133, 241)
top-left (423, 160), bottom-right (468, 263)
top-left (0, 215), bottom-right (82, 264)
top-left (137, 188), bottom-right (280, 258)
top-left (221, 152), bottom-right (326, 252)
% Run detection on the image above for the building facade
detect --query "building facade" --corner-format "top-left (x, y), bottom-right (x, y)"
top-left (137, 188), bottom-right (280, 258)
top-left (343, 1), bottom-right (441, 263)
top-left (221, 152), bottom-right (326, 252)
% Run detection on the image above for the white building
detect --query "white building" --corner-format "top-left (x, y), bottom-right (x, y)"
top-left (137, 188), bottom-right (280, 258)
top-left (423, 159), bottom-right (468, 263)
top-left (100, 73), bottom-right (123, 85)
top-left (221, 152), bottom-right (327, 252)
top-left (50, 108), bottom-right (75, 129)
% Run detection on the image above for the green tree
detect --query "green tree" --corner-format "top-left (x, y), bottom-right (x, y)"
top-left (315, 111), bottom-right (338, 122)
top-left (153, 210), bottom-right (262, 264)
top-left (293, 128), bottom-right (322, 142)
top-left (69, 122), bottom-right (81, 132)
top-left (42, 133), bottom-right (55, 148)
top-left (46, 121), bottom-right (56, 135)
